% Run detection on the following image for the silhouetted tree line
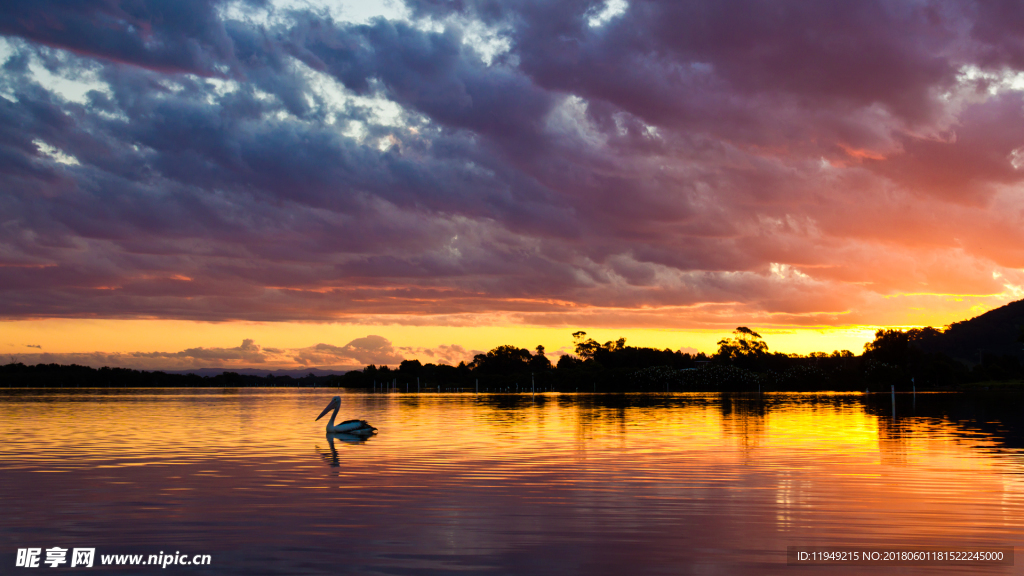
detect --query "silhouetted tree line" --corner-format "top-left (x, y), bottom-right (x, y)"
top-left (0, 363), bottom-right (338, 389)
top-left (334, 333), bottom-right (712, 393)
top-left (858, 327), bottom-right (1023, 387)
top-left (4, 318), bottom-right (1022, 391)
top-left (342, 325), bottom-right (1024, 392)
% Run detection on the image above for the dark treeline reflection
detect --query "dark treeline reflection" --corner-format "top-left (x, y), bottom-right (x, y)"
top-left (864, 389), bottom-right (1024, 450)
top-left (692, 391), bottom-right (1024, 459)
top-left (463, 391), bottom-right (1024, 458)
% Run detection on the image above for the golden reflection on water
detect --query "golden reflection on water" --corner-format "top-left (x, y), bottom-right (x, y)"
top-left (1, 390), bottom-right (1023, 574)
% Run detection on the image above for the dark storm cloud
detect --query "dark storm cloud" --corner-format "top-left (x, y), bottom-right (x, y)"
top-left (2, 0), bottom-right (1024, 329)
top-left (407, 0), bottom-right (958, 145)
top-left (288, 14), bottom-right (554, 151)
top-left (0, 0), bottom-right (247, 75)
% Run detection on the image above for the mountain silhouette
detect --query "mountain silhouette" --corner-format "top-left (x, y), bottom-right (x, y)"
top-left (916, 299), bottom-right (1024, 362)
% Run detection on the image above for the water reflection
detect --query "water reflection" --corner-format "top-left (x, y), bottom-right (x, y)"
top-left (720, 393), bottom-right (767, 457)
top-left (877, 416), bottom-right (909, 465)
top-left (317, 432), bottom-right (373, 467)
top-left (1, 390), bottom-right (1023, 575)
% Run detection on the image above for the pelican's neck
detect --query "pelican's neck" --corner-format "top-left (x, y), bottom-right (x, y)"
top-left (326, 401), bottom-right (339, 429)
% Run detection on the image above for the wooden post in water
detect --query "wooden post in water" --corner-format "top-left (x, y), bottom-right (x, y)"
top-left (417, 377), bottom-right (420, 393)
top-left (532, 373), bottom-right (535, 394)
top-left (476, 379), bottom-right (479, 394)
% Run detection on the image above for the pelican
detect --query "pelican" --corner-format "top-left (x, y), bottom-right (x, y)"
top-left (316, 396), bottom-right (377, 435)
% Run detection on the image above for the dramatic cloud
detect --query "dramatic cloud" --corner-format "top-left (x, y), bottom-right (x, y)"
top-left (405, 343), bottom-right (481, 366)
top-left (290, 336), bottom-right (482, 368)
top-left (292, 335), bottom-right (406, 367)
top-left (10, 335), bottom-right (472, 371)
top-left (2, 0), bottom-right (1024, 339)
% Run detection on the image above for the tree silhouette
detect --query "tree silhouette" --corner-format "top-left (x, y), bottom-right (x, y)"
top-left (715, 327), bottom-right (769, 360)
top-left (529, 345), bottom-right (552, 371)
top-left (572, 331), bottom-right (601, 360)
top-left (399, 359), bottom-right (422, 375)
top-left (863, 329), bottom-right (910, 364)
top-left (863, 327), bottom-right (939, 366)
top-left (469, 345), bottom-right (533, 374)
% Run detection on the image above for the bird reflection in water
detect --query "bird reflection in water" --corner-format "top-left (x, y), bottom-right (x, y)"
top-left (317, 431), bottom-right (373, 467)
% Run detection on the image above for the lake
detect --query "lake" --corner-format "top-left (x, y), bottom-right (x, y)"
top-left (2, 389), bottom-right (1022, 574)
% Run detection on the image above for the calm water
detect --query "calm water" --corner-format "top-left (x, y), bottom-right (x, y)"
top-left (2, 390), bottom-right (1023, 574)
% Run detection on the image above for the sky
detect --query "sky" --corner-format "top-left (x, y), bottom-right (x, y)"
top-left (2, 0), bottom-right (1024, 371)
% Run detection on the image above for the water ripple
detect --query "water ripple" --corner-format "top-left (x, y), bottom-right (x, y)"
top-left (1, 389), bottom-right (1022, 574)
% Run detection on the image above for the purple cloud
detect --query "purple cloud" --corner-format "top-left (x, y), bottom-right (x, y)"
top-left (1, 0), bottom-right (1024, 334)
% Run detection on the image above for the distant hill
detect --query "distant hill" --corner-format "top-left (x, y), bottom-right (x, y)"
top-left (916, 299), bottom-right (1024, 362)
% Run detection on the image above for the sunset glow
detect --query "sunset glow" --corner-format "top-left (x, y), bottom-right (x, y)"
top-left (3, 1), bottom-right (1024, 371)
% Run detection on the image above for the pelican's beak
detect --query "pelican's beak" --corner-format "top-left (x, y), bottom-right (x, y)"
top-left (315, 397), bottom-right (339, 421)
